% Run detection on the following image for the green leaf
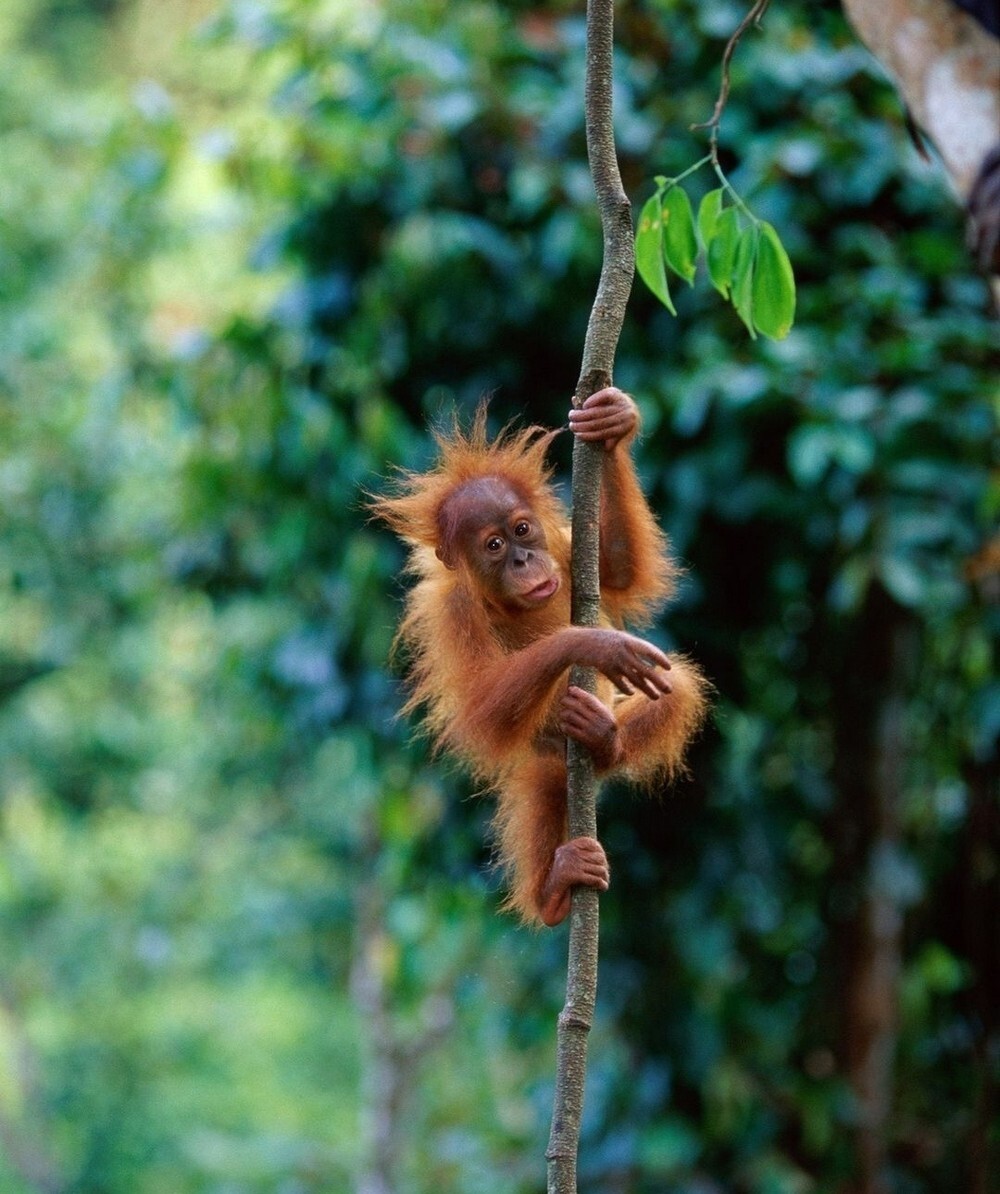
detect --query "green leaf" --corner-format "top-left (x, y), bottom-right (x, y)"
top-left (787, 424), bottom-right (836, 485)
top-left (638, 1118), bottom-right (702, 1173)
top-left (915, 942), bottom-right (967, 994)
top-left (707, 206), bottom-right (739, 298)
top-left (732, 223), bottom-right (759, 337)
top-left (751, 221), bottom-right (796, 339)
top-left (878, 554), bottom-right (927, 608)
top-left (697, 187), bottom-right (724, 251)
top-left (635, 192), bottom-right (675, 314)
top-left (661, 184), bottom-right (697, 285)
top-left (830, 426), bottom-right (876, 475)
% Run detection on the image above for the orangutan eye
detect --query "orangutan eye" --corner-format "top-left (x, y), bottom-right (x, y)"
top-left (514, 521), bottom-right (530, 538)
top-left (485, 535), bottom-right (505, 553)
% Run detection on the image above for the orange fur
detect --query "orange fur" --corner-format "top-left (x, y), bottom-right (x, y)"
top-left (373, 407), bottom-right (708, 923)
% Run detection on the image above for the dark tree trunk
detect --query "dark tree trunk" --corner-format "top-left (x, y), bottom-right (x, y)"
top-left (831, 585), bottom-right (917, 1194)
top-left (961, 756), bottom-right (1000, 1194)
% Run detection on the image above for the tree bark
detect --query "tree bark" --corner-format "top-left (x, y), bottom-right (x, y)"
top-left (841, 0), bottom-right (1000, 294)
top-left (546, 1), bottom-right (635, 1190)
top-left (842, 0), bottom-right (999, 201)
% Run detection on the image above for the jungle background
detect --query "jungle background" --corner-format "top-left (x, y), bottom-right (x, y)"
top-left (0, 1), bottom-right (996, 1192)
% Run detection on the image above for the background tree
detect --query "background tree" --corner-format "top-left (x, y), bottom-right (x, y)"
top-left (841, 0), bottom-right (1000, 295)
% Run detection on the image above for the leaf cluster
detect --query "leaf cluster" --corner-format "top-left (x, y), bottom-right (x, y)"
top-left (636, 178), bottom-right (795, 339)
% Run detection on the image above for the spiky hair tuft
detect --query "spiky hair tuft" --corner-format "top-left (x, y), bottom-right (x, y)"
top-left (371, 405), bottom-right (566, 553)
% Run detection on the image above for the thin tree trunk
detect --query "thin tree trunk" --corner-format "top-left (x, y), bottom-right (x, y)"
top-left (832, 587), bottom-right (915, 1194)
top-left (961, 756), bottom-right (1000, 1194)
top-left (0, 997), bottom-right (65, 1194)
top-left (351, 854), bottom-right (404, 1194)
top-left (351, 830), bottom-right (456, 1194)
top-left (546, 1), bottom-right (634, 1189)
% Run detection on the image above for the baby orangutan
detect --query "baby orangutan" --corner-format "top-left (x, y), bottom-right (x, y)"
top-left (374, 388), bottom-right (708, 926)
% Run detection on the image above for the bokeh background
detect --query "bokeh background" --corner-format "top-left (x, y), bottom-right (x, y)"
top-left (0, 1), bottom-right (996, 1192)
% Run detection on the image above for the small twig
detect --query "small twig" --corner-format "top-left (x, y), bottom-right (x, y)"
top-left (663, 154), bottom-right (714, 187)
top-left (691, 0), bottom-right (771, 155)
top-left (686, 0), bottom-right (770, 223)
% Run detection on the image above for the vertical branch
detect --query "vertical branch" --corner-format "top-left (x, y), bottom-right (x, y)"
top-left (546, 1), bottom-right (634, 1190)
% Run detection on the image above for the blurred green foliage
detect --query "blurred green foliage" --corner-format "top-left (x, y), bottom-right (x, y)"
top-left (0, 1), bottom-right (996, 1192)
